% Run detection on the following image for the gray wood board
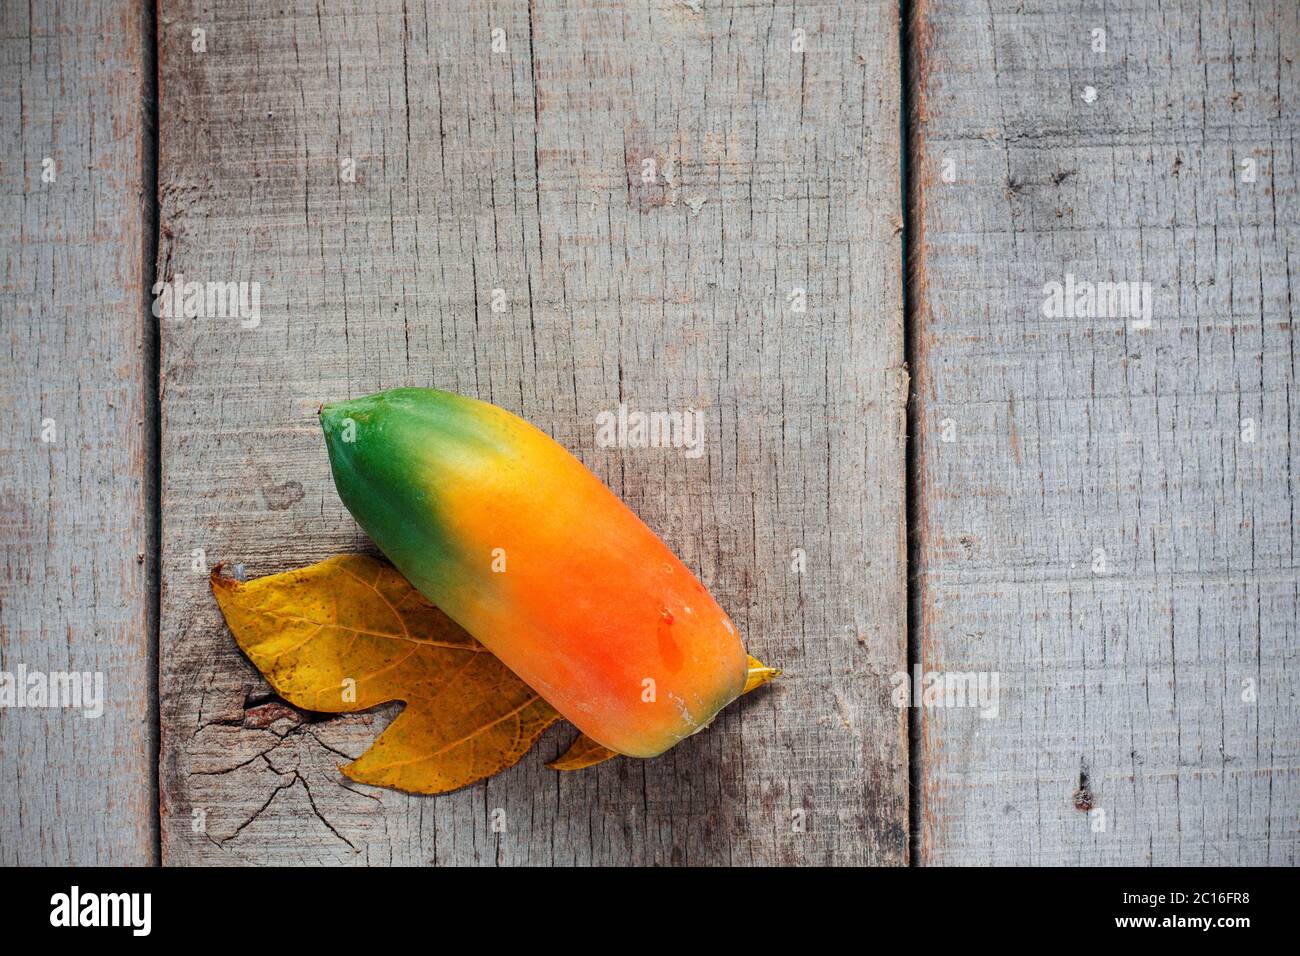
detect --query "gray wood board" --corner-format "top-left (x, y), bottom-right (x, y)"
top-left (909, 0), bottom-right (1299, 864)
top-left (157, 0), bottom-right (907, 864)
top-left (0, 0), bottom-right (156, 864)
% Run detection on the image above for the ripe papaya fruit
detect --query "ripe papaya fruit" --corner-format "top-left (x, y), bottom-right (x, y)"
top-left (319, 388), bottom-right (748, 758)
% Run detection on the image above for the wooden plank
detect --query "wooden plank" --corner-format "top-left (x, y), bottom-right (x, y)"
top-left (0, 1), bottom-right (156, 864)
top-left (909, 0), bottom-right (1299, 864)
top-left (158, 0), bottom-right (906, 864)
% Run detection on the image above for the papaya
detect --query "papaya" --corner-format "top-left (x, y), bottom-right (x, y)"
top-left (319, 388), bottom-right (748, 758)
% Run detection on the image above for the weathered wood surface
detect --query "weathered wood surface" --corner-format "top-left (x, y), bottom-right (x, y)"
top-left (157, 0), bottom-right (907, 864)
top-left (0, 1), bottom-right (156, 864)
top-left (909, 0), bottom-right (1299, 864)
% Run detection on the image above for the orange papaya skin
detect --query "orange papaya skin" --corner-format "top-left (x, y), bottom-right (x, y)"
top-left (319, 388), bottom-right (747, 758)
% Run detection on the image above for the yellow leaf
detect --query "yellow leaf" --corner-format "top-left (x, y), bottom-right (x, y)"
top-left (549, 653), bottom-right (780, 772)
top-left (547, 733), bottom-right (617, 771)
top-left (212, 554), bottom-right (562, 795)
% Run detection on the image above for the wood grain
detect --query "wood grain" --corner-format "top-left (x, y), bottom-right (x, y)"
top-left (0, 0), bottom-right (156, 864)
top-left (909, 0), bottom-right (1299, 864)
top-left (157, 0), bottom-right (907, 864)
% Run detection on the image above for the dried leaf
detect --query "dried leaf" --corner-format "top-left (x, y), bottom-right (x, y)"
top-left (212, 554), bottom-right (562, 795)
top-left (549, 653), bottom-right (781, 771)
top-left (547, 733), bottom-right (617, 771)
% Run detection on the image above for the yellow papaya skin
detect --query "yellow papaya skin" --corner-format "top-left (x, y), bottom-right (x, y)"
top-left (320, 388), bottom-right (747, 758)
